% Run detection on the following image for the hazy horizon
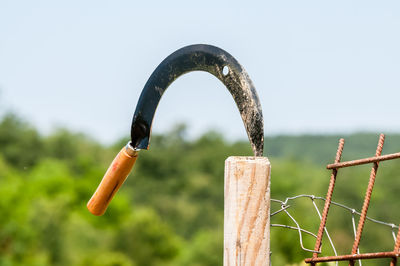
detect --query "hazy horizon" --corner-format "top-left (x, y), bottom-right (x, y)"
top-left (2, 110), bottom-right (399, 147)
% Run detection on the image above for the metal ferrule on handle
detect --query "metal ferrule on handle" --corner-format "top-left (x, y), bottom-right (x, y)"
top-left (87, 142), bottom-right (139, 216)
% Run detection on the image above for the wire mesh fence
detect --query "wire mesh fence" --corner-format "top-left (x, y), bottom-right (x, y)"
top-left (271, 194), bottom-right (400, 265)
top-left (270, 134), bottom-right (400, 265)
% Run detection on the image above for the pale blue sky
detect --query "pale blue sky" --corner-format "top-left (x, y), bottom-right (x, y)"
top-left (0, 1), bottom-right (399, 143)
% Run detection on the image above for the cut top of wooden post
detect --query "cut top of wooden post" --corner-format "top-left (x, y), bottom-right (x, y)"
top-left (224, 156), bottom-right (271, 266)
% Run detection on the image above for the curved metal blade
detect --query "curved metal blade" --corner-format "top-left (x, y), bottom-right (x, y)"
top-left (130, 44), bottom-right (264, 156)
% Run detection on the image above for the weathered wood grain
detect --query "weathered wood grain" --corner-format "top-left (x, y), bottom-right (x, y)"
top-left (224, 156), bottom-right (271, 266)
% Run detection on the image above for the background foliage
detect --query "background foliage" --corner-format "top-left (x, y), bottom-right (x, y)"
top-left (1, 112), bottom-right (399, 265)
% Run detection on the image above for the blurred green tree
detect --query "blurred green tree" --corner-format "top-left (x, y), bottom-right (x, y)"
top-left (1, 112), bottom-right (400, 265)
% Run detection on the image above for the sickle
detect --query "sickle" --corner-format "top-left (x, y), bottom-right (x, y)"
top-left (87, 44), bottom-right (264, 216)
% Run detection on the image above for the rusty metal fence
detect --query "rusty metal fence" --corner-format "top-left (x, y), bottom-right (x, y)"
top-left (271, 134), bottom-right (400, 265)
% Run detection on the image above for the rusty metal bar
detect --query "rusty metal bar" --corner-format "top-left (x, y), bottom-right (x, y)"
top-left (327, 152), bottom-right (400, 170)
top-left (350, 134), bottom-right (385, 265)
top-left (312, 139), bottom-right (345, 261)
top-left (390, 226), bottom-right (400, 266)
top-left (395, 227), bottom-right (400, 252)
top-left (305, 251), bottom-right (400, 263)
top-left (394, 227), bottom-right (400, 252)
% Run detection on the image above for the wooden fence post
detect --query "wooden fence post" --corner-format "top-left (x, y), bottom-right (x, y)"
top-left (224, 156), bottom-right (271, 266)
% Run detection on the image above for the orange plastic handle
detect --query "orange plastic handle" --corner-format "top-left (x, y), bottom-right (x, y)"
top-left (87, 145), bottom-right (138, 216)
